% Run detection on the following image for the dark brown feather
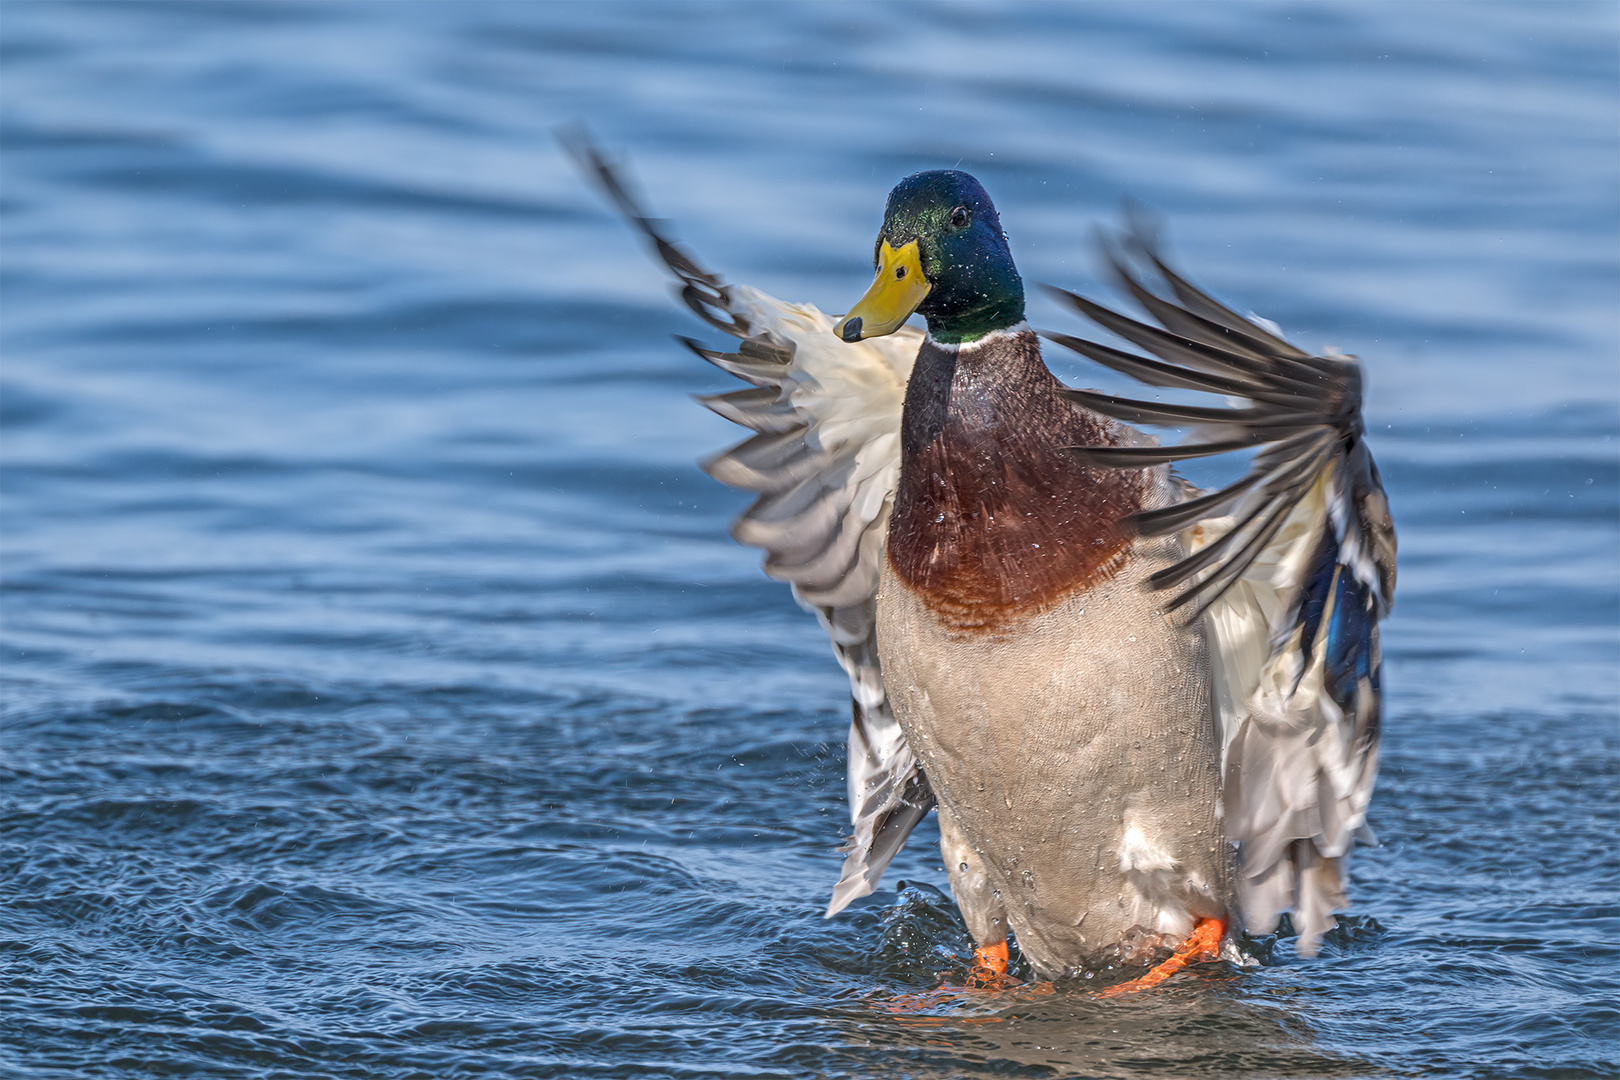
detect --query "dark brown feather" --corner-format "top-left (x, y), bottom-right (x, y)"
top-left (887, 332), bottom-right (1145, 632)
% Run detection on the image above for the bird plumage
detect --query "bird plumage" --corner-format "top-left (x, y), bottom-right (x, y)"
top-left (566, 135), bottom-right (1395, 972)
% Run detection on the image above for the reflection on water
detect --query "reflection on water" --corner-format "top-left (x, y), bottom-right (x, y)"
top-left (3, 3), bottom-right (1616, 1078)
top-left (840, 990), bottom-right (1365, 1080)
top-left (826, 884), bottom-right (1374, 1079)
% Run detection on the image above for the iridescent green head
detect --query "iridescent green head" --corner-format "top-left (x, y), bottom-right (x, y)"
top-left (834, 170), bottom-right (1025, 345)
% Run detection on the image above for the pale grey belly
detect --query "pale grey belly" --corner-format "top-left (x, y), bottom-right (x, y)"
top-left (875, 540), bottom-right (1232, 976)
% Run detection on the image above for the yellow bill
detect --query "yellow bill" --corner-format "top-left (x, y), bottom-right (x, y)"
top-left (834, 240), bottom-right (931, 342)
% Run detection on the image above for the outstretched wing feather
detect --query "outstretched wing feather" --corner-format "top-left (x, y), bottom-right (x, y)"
top-left (1042, 326), bottom-right (1268, 397)
top-left (566, 130), bottom-right (927, 917)
top-left (695, 386), bottom-right (801, 434)
top-left (1068, 437), bottom-right (1266, 468)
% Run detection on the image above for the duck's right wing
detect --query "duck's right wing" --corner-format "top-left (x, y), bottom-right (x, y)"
top-left (564, 135), bottom-right (931, 916)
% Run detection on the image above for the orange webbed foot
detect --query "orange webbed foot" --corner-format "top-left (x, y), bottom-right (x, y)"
top-left (1097, 917), bottom-right (1226, 998)
top-left (962, 939), bottom-right (1013, 989)
top-left (867, 939), bottom-right (1040, 1016)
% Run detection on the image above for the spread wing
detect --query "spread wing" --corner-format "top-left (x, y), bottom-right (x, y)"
top-left (565, 135), bottom-right (932, 916)
top-left (1049, 228), bottom-right (1396, 955)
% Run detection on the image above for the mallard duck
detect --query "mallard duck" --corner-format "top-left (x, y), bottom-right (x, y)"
top-left (569, 140), bottom-right (1395, 989)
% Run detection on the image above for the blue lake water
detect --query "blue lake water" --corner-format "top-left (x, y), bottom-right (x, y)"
top-left (3, 3), bottom-right (1617, 1077)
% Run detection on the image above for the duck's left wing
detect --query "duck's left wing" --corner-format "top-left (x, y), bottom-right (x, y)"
top-left (1047, 231), bottom-right (1396, 955)
top-left (565, 136), bottom-right (931, 916)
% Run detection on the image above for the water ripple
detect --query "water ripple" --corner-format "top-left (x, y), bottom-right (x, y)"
top-left (3, 3), bottom-right (1616, 1078)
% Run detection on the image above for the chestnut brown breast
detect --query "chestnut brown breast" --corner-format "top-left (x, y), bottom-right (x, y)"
top-left (887, 331), bottom-right (1145, 633)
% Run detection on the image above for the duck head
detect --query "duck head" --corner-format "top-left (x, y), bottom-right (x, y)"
top-left (835, 170), bottom-right (1025, 346)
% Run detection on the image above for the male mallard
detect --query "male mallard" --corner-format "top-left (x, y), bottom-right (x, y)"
top-left (571, 143), bottom-right (1395, 989)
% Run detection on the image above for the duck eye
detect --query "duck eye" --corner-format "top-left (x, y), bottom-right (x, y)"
top-left (950, 206), bottom-right (971, 229)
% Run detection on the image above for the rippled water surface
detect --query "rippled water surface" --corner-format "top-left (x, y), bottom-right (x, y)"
top-left (4, 3), bottom-right (1617, 1078)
